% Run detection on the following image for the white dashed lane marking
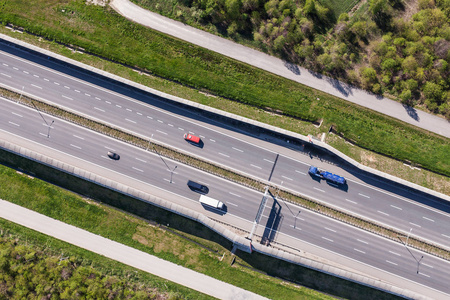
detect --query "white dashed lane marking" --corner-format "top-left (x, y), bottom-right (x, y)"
top-left (390, 205), bottom-right (402, 210)
top-left (11, 112), bottom-right (23, 117)
top-left (94, 107), bottom-right (105, 112)
top-left (31, 84), bottom-right (42, 89)
top-left (8, 121), bottom-right (20, 127)
top-left (62, 95), bottom-right (73, 101)
top-left (232, 147), bottom-right (243, 152)
top-left (358, 193), bottom-right (370, 198)
top-left (73, 135), bottom-right (85, 140)
top-left (125, 118), bottom-right (137, 124)
top-left (346, 199), bottom-right (357, 204)
top-left (354, 249), bottom-right (366, 254)
top-left (251, 164), bottom-right (262, 169)
top-left (1, 73), bottom-right (11, 78)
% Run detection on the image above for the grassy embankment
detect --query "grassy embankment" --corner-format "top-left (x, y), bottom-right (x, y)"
top-left (0, 154), bottom-right (402, 300)
top-left (0, 0), bottom-right (449, 181)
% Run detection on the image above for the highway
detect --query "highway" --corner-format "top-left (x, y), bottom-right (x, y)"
top-left (1, 40), bottom-right (449, 249)
top-left (1, 98), bottom-right (450, 296)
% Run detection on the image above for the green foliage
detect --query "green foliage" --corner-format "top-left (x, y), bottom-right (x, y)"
top-left (0, 235), bottom-right (170, 299)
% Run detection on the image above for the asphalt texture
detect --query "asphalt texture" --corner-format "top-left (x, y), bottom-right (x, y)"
top-left (0, 46), bottom-right (449, 248)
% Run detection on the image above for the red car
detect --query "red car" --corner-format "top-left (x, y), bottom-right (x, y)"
top-left (184, 133), bottom-right (200, 144)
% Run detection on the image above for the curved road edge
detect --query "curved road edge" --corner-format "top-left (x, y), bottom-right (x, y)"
top-left (0, 137), bottom-right (438, 300)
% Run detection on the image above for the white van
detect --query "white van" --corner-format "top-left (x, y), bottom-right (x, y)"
top-left (199, 195), bottom-right (224, 210)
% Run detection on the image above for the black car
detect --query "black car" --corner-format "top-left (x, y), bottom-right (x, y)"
top-left (187, 180), bottom-right (209, 194)
top-left (107, 151), bottom-right (120, 160)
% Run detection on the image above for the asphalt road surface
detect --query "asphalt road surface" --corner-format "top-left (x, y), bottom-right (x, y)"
top-left (0, 43), bottom-right (449, 249)
top-left (1, 99), bottom-right (449, 296)
top-left (109, 0), bottom-right (450, 139)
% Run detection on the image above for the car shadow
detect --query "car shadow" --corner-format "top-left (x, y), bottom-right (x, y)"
top-left (188, 186), bottom-right (209, 194)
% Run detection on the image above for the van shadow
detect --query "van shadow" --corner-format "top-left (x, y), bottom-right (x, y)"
top-left (186, 139), bottom-right (204, 149)
top-left (201, 203), bottom-right (227, 216)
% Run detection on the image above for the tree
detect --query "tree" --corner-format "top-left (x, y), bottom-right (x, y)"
top-left (423, 82), bottom-right (443, 103)
top-left (400, 89), bottom-right (412, 104)
top-left (401, 55), bottom-right (418, 76)
top-left (225, 0), bottom-right (242, 20)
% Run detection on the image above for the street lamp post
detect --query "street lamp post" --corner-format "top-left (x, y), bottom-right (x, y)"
top-left (170, 166), bottom-right (177, 184)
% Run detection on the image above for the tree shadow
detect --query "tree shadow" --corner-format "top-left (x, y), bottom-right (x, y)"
top-left (325, 77), bottom-right (354, 97)
top-left (402, 104), bottom-right (420, 121)
top-left (283, 61), bottom-right (301, 75)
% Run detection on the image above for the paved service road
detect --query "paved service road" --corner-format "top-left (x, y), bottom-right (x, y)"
top-left (1, 99), bottom-right (450, 297)
top-left (0, 200), bottom-right (266, 300)
top-left (109, 0), bottom-right (450, 139)
top-left (1, 44), bottom-right (449, 249)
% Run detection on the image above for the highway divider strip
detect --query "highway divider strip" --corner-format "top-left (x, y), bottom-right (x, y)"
top-left (1, 87), bottom-right (449, 262)
top-left (0, 138), bottom-right (427, 300)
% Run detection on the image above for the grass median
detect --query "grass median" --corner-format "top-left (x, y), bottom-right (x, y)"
top-left (0, 0), bottom-right (449, 179)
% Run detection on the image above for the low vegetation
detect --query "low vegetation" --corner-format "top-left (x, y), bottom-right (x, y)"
top-left (134, 0), bottom-right (450, 118)
top-left (0, 227), bottom-right (194, 299)
top-left (0, 0), bottom-right (448, 177)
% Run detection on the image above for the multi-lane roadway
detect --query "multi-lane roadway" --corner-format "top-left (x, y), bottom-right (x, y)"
top-left (1, 98), bottom-right (450, 296)
top-left (0, 41), bottom-right (449, 249)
